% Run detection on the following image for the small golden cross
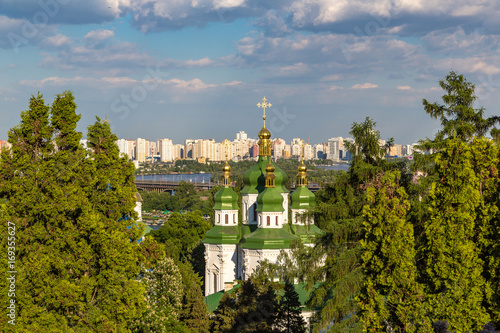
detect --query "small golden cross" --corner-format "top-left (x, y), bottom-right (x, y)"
top-left (257, 97), bottom-right (272, 121)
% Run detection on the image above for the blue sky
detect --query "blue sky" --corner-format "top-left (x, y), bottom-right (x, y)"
top-left (1, 0), bottom-right (500, 145)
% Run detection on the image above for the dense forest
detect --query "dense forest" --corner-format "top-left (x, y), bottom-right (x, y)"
top-left (1, 71), bottom-right (500, 332)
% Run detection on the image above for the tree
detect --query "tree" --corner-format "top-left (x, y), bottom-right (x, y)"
top-left (274, 280), bottom-right (307, 333)
top-left (150, 210), bottom-right (210, 277)
top-left (178, 260), bottom-right (210, 333)
top-left (358, 170), bottom-right (428, 332)
top-left (422, 138), bottom-right (490, 331)
top-left (300, 118), bottom-right (395, 332)
top-left (421, 71), bottom-right (500, 147)
top-left (0, 92), bottom-right (148, 332)
top-left (133, 257), bottom-right (186, 333)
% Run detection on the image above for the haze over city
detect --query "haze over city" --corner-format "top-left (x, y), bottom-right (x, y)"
top-left (1, 0), bottom-right (500, 144)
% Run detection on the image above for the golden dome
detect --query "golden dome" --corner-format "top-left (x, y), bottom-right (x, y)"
top-left (298, 161), bottom-right (307, 172)
top-left (222, 161), bottom-right (231, 172)
top-left (265, 160), bottom-right (275, 174)
top-left (258, 126), bottom-right (271, 140)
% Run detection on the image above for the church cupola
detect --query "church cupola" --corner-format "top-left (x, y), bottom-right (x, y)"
top-left (257, 97), bottom-right (272, 156)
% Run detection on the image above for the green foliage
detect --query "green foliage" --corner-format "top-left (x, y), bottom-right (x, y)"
top-left (423, 138), bottom-right (490, 332)
top-left (178, 260), bottom-right (210, 333)
top-left (421, 71), bottom-right (500, 145)
top-left (359, 170), bottom-right (428, 332)
top-left (0, 92), bottom-right (149, 332)
top-left (133, 257), bottom-right (185, 332)
top-left (212, 276), bottom-right (278, 333)
top-left (274, 280), bottom-right (307, 333)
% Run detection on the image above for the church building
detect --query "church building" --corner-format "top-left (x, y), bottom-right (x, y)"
top-left (203, 98), bottom-right (322, 296)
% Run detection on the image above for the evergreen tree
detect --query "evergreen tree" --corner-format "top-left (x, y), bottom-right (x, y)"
top-left (423, 138), bottom-right (489, 331)
top-left (274, 280), bottom-right (307, 333)
top-left (302, 118), bottom-right (394, 332)
top-left (358, 170), bottom-right (429, 332)
top-left (211, 292), bottom-right (237, 333)
top-left (178, 260), bottom-right (210, 333)
top-left (0, 92), bottom-right (147, 332)
top-left (421, 71), bottom-right (500, 147)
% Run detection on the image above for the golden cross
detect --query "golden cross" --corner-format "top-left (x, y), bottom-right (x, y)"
top-left (257, 97), bottom-right (272, 123)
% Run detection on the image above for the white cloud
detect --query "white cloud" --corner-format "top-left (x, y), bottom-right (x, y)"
top-left (85, 29), bottom-right (115, 42)
top-left (397, 85), bottom-right (412, 90)
top-left (351, 82), bottom-right (378, 89)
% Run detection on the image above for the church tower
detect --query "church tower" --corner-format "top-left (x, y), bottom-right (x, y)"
top-left (203, 160), bottom-right (240, 295)
top-left (240, 159), bottom-right (299, 279)
top-left (241, 97), bottom-right (289, 225)
top-left (203, 97), bottom-right (322, 296)
top-left (290, 160), bottom-right (322, 244)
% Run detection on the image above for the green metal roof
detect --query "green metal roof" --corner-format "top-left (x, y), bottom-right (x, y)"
top-left (205, 290), bottom-right (225, 312)
top-left (205, 282), bottom-right (320, 312)
top-left (290, 186), bottom-right (316, 209)
top-left (256, 187), bottom-right (284, 212)
top-left (213, 186), bottom-right (239, 210)
top-left (288, 224), bottom-right (324, 243)
top-left (241, 156), bottom-right (288, 195)
top-left (241, 227), bottom-right (299, 249)
top-left (203, 225), bottom-right (241, 244)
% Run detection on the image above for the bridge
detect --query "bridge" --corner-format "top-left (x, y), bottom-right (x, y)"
top-left (134, 179), bottom-right (321, 193)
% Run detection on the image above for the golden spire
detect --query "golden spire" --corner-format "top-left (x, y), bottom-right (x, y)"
top-left (265, 159), bottom-right (276, 188)
top-left (257, 97), bottom-right (272, 156)
top-left (222, 140), bottom-right (231, 186)
top-left (297, 140), bottom-right (307, 186)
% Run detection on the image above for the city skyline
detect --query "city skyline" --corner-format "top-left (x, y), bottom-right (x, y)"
top-left (1, 1), bottom-right (500, 144)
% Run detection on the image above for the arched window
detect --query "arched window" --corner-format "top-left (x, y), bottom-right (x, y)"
top-left (233, 214), bottom-right (235, 224)
top-left (267, 216), bottom-right (270, 226)
top-left (218, 214), bottom-right (220, 224)
top-left (225, 214), bottom-right (228, 224)
top-left (276, 216), bottom-right (279, 226)
top-left (253, 203), bottom-right (257, 221)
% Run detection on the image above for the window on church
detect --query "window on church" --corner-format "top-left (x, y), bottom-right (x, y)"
top-left (218, 214), bottom-right (220, 224)
top-left (276, 216), bottom-right (279, 226)
top-left (225, 214), bottom-right (228, 224)
top-left (267, 216), bottom-right (270, 226)
top-left (233, 214), bottom-right (235, 224)
top-left (253, 203), bottom-right (257, 221)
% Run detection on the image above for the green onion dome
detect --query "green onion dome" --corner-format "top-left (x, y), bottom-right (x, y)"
top-left (290, 186), bottom-right (315, 209)
top-left (213, 187), bottom-right (239, 210)
top-left (241, 156), bottom-right (288, 195)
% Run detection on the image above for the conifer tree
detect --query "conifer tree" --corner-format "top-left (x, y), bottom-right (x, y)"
top-left (0, 92), bottom-right (150, 332)
top-left (303, 118), bottom-right (394, 332)
top-left (178, 260), bottom-right (210, 333)
top-left (274, 279), bottom-right (307, 333)
top-left (359, 170), bottom-right (429, 332)
top-left (423, 138), bottom-right (490, 331)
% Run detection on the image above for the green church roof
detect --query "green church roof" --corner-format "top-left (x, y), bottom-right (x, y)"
top-left (290, 186), bottom-right (316, 209)
top-left (241, 227), bottom-right (299, 249)
top-left (203, 225), bottom-right (241, 244)
top-left (241, 156), bottom-right (288, 195)
top-left (213, 186), bottom-right (239, 210)
top-left (288, 224), bottom-right (324, 243)
top-left (256, 186), bottom-right (284, 212)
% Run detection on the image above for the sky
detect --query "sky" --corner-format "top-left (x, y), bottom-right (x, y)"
top-left (1, 0), bottom-right (500, 146)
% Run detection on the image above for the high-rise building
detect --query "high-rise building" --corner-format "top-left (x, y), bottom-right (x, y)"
top-left (328, 137), bottom-right (343, 162)
top-left (303, 144), bottom-right (314, 160)
top-left (158, 139), bottom-right (174, 162)
top-left (135, 138), bottom-right (147, 162)
top-left (116, 139), bottom-right (129, 159)
top-left (236, 131), bottom-right (248, 141)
